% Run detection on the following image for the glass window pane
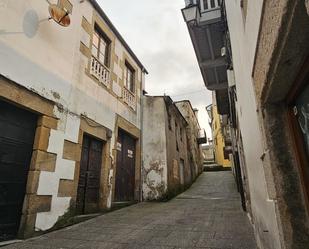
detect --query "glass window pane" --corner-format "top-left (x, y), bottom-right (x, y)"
top-left (126, 68), bottom-right (130, 89)
top-left (296, 84), bottom-right (309, 157)
top-left (129, 71), bottom-right (134, 92)
top-left (127, 70), bottom-right (132, 82)
top-left (100, 40), bottom-right (107, 53)
top-left (91, 46), bottom-right (98, 57)
top-left (131, 79), bottom-right (135, 92)
top-left (127, 70), bottom-right (131, 88)
top-left (93, 33), bottom-right (99, 47)
top-left (99, 52), bottom-right (105, 64)
top-left (125, 64), bottom-right (135, 92)
top-left (124, 69), bottom-right (127, 84)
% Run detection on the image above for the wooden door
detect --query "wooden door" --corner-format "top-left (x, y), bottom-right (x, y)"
top-left (114, 130), bottom-right (136, 201)
top-left (76, 135), bottom-right (103, 214)
top-left (0, 101), bottom-right (37, 241)
top-left (287, 59), bottom-right (309, 209)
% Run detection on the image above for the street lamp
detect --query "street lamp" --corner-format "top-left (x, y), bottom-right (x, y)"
top-left (181, 4), bottom-right (200, 26)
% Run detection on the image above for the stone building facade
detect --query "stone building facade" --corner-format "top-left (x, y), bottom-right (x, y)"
top-left (175, 101), bottom-right (204, 177)
top-left (142, 96), bottom-right (200, 200)
top-left (0, 0), bottom-right (147, 240)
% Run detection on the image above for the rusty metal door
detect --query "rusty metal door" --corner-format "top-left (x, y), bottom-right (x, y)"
top-left (114, 130), bottom-right (136, 201)
top-left (76, 135), bottom-right (103, 214)
top-left (0, 101), bottom-right (37, 241)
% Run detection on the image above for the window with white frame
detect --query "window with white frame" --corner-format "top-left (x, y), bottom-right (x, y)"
top-left (124, 62), bottom-right (135, 93)
top-left (92, 25), bottom-right (110, 67)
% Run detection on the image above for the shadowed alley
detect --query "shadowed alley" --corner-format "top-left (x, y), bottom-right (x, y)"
top-left (3, 172), bottom-right (257, 249)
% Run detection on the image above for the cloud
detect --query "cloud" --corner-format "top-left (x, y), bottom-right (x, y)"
top-left (98, 0), bottom-right (213, 138)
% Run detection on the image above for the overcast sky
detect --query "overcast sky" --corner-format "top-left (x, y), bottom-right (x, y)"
top-left (98, 0), bottom-right (213, 138)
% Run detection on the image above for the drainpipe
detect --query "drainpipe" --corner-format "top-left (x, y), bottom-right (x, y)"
top-left (140, 70), bottom-right (145, 202)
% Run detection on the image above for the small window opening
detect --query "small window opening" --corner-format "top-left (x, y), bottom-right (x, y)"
top-left (92, 24), bottom-right (111, 67)
top-left (125, 62), bottom-right (135, 93)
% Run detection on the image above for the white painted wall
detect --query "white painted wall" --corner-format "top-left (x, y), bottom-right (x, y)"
top-left (225, 1), bottom-right (282, 248)
top-left (0, 0), bottom-right (145, 231)
top-left (142, 97), bottom-right (168, 200)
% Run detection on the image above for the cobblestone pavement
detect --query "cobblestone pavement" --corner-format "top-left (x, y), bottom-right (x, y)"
top-left (3, 172), bottom-right (257, 249)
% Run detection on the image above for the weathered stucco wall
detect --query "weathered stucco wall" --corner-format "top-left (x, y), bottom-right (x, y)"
top-left (165, 99), bottom-right (190, 192)
top-left (142, 96), bottom-right (191, 200)
top-left (175, 101), bottom-right (203, 177)
top-left (142, 97), bottom-right (168, 200)
top-left (0, 0), bottom-right (145, 234)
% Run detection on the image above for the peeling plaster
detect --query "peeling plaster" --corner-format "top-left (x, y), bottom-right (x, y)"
top-left (143, 160), bottom-right (167, 200)
top-left (142, 97), bottom-right (168, 200)
top-left (106, 169), bottom-right (114, 207)
top-left (51, 91), bottom-right (60, 100)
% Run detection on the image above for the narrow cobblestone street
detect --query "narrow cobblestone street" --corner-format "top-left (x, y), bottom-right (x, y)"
top-left (3, 172), bottom-right (257, 249)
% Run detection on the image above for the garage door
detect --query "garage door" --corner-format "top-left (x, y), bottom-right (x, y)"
top-left (0, 101), bottom-right (37, 241)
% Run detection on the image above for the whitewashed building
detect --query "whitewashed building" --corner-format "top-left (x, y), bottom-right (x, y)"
top-left (0, 0), bottom-right (147, 240)
top-left (142, 96), bottom-right (204, 201)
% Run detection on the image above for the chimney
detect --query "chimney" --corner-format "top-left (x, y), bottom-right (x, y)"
top-left (193, 108), bottom-right (199, 119)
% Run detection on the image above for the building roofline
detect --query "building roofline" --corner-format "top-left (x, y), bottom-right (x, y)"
top-left (145, 95), bottom-right (188, 125)
top-left (88, 0), bottom-right (148, 74)
top-left (166, 101), bottom-right (188, 126)
top-left (174, 99), bottom-right (195, 112)
top-left (174, 100), bottom-right (201, 129)
top-left (162, 96), bottom-right (188, 125)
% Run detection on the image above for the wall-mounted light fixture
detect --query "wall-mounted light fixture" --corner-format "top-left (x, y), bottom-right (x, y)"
top-left (181, 4), bottom-right (200, 26)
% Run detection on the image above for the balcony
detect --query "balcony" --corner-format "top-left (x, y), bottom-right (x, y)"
top-left (90, 56), bottom-right (111, 87)
top-left (215, 89), bottom-right (229, 115)
top-left (223, 125), bottom-right (232, 144)
top-left (122, 87), bottom-right (136, 111)
top-left (197, 128), bottom-right (207, 144)
top-left (182, 0), bottom-right (228, 91)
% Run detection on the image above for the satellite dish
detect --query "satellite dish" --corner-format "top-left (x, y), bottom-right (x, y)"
top-left (48, 4), bottom-right (70, 27)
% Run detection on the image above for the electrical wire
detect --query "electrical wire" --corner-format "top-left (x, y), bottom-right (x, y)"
top-left (170, 88), bottom-right (208, 97)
